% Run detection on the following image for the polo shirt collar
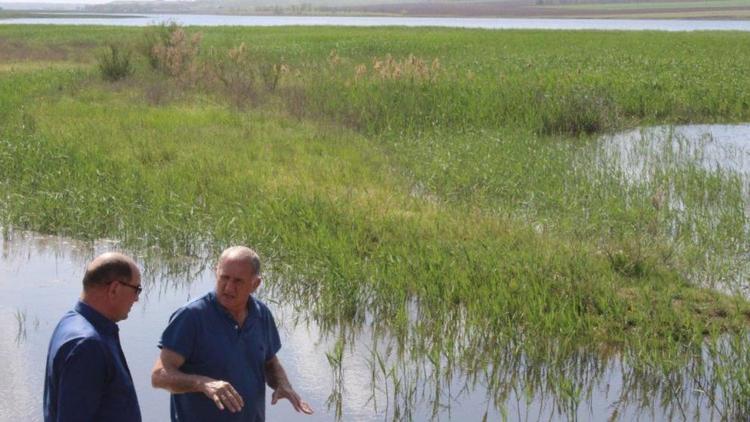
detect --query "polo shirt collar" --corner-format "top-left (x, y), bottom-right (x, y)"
top-left (74, 300), bottom-right (119, 335)
top-left (207, 291), bottom-right (260, 323)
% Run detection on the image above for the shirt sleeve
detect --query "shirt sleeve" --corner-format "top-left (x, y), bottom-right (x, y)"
top-left (55, 338), bottom-right (109, 421)
top-left (158, 307), bottom-right (196, 361)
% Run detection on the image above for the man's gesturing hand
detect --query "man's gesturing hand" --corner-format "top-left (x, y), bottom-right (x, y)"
top-left (203, 380), bottom-right (244, 413)
top-left (271, 385), bottom-right (314, 415)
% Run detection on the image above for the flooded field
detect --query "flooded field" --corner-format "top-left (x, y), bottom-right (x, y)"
top-left (2, 21), bottom-right (750, 420)
top-left (601, 124), bottom-right (750, 183)
top-left (2, 125), bottom-right (749, 421)
top-left (0, 230), bottom-right (490, 421)
top-left (597, 124), bottom-right (750, 292)
top-left (0, 230), bottom-right (726, 421)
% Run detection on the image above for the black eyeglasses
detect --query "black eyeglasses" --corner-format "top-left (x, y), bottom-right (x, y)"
top-left (117, 280), bottom-right (143, 295)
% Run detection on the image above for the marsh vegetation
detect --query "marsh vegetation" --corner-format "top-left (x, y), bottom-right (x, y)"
top-left (1, 24), bottom-right (750, 419)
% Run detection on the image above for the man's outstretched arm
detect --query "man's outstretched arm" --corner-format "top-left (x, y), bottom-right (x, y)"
top-left (265, 355), bottom-right (314, 415)
top-left (151, 348), bottom-right (245, 413)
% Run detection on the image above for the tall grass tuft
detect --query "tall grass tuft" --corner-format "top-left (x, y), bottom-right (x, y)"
top-left (96, 43), bottom-right (133, 82)
top-left (537, 86), bottom-right (619, 136)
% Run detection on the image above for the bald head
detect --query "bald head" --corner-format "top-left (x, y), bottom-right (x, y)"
top-left (82, 252), bottom-right (139, 292)
top-left (217, 246), bottom-right (261, 277)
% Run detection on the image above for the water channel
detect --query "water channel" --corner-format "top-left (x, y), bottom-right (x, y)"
top-left (0, 13), bottom-right (749, 31)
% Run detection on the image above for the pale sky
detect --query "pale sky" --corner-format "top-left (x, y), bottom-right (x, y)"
top-left (0, 0), bottom-right (166, 3)
top-left (0, 1), bottom-right (104, 3)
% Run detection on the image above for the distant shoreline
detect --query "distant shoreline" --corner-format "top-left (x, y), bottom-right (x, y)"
top-left (0, 11), bottom-right (145, 19)
top-left (2, 3), bottom-right (749, 21)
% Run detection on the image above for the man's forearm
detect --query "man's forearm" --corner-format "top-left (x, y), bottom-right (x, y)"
top-left (264, 356), bottom-right (292, 390)
top-left (152, 365), bottom-right (213, 394)
top-left (152, 361), bottom-right (246, 412)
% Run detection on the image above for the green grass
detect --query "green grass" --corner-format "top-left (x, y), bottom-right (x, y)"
top-left (1, 24), bottom-right (750, 418)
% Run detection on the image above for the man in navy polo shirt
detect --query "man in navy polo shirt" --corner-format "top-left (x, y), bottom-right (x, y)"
top-left (152, 246), bottom-right (313, 421)
top-left (44, 252), bottom-right (143, 422)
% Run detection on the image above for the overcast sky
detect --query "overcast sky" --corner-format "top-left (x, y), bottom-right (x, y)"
top-left (0, 0), bottom-right (164, 3)
top-left (0, 1), bottom-right (110, 3)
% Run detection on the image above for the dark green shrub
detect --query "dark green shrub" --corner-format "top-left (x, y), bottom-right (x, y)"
top-left (538, 86), bottom-right (619, 136)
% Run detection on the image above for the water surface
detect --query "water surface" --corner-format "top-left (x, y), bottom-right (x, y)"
top-left (0, 229), bottom-right (729, 421)
top-left (597, 123), bottom-right (750, 292)
top-left (1, 13), bottom-right (749, 31)
top-left (3, 120), bottom-right (749, 422)
top-left (601, 124), bottom-right (750, 179)
top-left (0, 231), bottom-right (496, 421)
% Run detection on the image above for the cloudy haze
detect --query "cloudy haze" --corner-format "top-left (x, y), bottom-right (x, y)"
top-left (0, 0), bottom-right (157, 3)
top-left (1, 1), bottom-right (101, 3)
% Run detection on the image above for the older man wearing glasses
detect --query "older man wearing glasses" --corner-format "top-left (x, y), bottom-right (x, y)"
top-left (44, 252), bottom-right (143, 422)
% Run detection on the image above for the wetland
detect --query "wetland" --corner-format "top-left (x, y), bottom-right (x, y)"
top-left (1, 23), bottom-right (750, 420)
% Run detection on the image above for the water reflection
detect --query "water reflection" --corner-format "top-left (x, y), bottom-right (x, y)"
top-left (601, 125), bottom-right (750, 182)
top-left (595, 124), bottom-right (750, 292)
top-left (0, 229), bottom-right (745, 421)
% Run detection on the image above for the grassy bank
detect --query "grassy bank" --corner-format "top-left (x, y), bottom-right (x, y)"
top-left (1, 24), bottom-right (749, 417)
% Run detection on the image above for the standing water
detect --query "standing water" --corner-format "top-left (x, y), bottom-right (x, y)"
top-left (597, 124), bottom-right (750, 293)
top-left (0, 231), bottom-right (502, 421)
top-left (1, 124), bottom-right (749, 422)
top-left (0, 228), bottom-right (731, 421)
top-left (600, 125), bottom-right (750, 180)
top-left (1, 14), bottom-right (750, 31)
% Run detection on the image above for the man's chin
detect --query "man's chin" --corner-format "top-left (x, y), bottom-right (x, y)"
top-left (218, 295), bottom-right (235, 306)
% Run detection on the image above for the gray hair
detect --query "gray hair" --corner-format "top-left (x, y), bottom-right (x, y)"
top-left (218, 246), bottom-right (261, 276)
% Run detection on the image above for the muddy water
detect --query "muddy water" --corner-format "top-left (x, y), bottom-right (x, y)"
top-left (0, 230), bottom-right (724, 421)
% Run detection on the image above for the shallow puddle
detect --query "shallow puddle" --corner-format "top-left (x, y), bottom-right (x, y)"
top-left (1, 230), bottom-right (731, 420)
top-left (600, 124), bottom-right (750, 182)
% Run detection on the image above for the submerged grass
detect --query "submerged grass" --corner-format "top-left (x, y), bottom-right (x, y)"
top-left (1, 24), bottom-right (750, 418)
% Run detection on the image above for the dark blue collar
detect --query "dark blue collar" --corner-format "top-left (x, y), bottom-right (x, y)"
top-left (207, 291), bottom-right (260, 325)
top-left (74, 300), bottom-right (119, 336)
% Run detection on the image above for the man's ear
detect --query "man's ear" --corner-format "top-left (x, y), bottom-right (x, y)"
top-left (251, 276), bottom-right (262, 292)
top-left (107, 280), bottom-right (120, 298)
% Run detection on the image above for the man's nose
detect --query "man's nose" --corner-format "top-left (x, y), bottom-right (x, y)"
top-left (222, 281), bottom-right (235, 293)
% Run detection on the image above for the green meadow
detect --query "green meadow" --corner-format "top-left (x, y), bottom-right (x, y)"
top-left (1, 24), bottom-right (750, 417)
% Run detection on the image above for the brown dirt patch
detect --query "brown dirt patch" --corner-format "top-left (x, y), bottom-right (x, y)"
top-left (0, 38), bottom-right (96, 63)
